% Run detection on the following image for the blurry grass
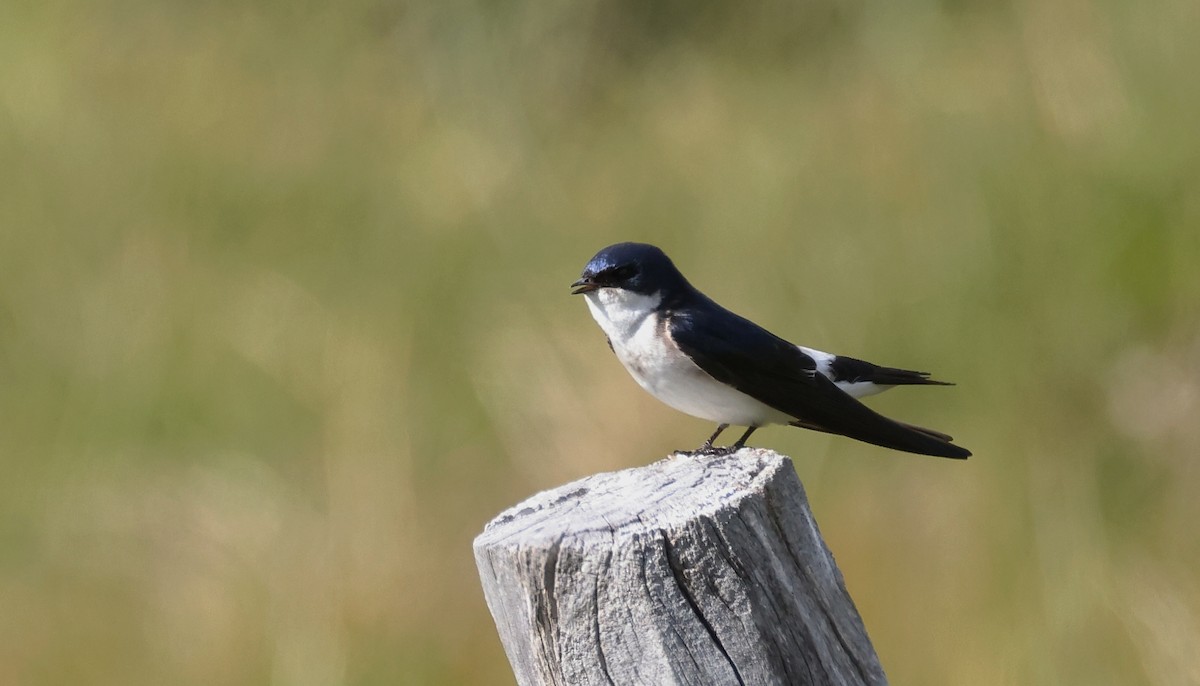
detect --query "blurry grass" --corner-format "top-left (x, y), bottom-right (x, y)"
top-left (2, 0), bottom-right (1200, 684)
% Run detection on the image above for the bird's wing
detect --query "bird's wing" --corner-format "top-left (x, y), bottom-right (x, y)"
top-left (668, 306), bottom-right (970, 459)
top-left (827, 355), bottom-right (953, 387)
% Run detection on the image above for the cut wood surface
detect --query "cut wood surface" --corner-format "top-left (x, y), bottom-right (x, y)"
top-left (474, 448), bottom-right (887, 685)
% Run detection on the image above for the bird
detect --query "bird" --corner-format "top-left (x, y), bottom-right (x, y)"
top-left (570, 242), bottom-right (970, 459)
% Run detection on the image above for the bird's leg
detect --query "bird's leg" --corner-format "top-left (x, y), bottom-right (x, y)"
top-left (730, 426), bottom-right (758, 450)
top-left (680, 424), bottom-right (728, 456)
top-left (704, 424), bottom-right (730, 448)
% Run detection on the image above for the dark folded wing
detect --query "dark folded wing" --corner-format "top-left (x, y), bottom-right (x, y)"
top-left (828, 355), bottom-right (953, 387)
top-left (668, 306), bottom-right (970, 459)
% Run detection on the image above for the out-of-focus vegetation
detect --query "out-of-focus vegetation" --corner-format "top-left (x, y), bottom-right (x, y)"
top-left (3, 0), bottom-right (1199, 683)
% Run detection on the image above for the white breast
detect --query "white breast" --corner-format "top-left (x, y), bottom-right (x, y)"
top-left (583, 289), bottom-right (793, 426)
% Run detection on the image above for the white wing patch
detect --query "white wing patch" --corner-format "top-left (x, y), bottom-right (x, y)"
top-left (797, 345), bottom-right (890, 399)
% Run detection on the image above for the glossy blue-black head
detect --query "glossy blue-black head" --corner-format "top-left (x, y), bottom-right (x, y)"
top-left (570, 242), bottom-right (688, 296)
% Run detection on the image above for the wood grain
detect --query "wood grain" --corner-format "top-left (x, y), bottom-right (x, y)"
top-left (474, 448), bottom-right (887, 685)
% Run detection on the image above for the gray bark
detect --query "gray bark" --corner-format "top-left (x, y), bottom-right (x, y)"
top-left (474, 448), bottom-right (887, 686)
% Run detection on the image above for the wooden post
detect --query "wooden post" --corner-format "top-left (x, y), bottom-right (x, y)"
top-left (473, 448), bottom-right (887, 685)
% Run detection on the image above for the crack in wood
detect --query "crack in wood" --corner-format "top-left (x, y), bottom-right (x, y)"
top-left (474, 449), bottom-right (888, 686)
top-left (592, 548), bottom-right (615, 685)
top-left (534, 536), bottom-right (563, 681)
top-left (662, 530), bottom-right (745, 686)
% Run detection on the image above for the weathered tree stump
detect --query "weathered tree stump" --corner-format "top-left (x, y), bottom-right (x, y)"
top-left (473, 448), bottom-right (886, 685)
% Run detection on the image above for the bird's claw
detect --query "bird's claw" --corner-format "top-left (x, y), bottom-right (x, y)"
top-left (675, 445), bottom-right (740, 458)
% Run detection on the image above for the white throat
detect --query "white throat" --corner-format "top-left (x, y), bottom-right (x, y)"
top-left (582, 288), bottom-right (663, 344)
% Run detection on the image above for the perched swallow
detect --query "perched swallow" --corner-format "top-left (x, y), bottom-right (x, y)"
top-left (571, 242), bottom-right (970, 458)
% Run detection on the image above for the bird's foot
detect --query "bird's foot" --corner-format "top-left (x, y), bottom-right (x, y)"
top-left (673, 424), bottom-right (731, 458)
top-left (675, 445), bottom-right (739, 458)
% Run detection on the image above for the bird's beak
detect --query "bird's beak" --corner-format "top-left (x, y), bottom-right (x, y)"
top-left (570, 277), bottom-right (599, 295)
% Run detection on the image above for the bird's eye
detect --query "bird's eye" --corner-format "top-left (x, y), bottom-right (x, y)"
top-left (610, 265), bottom-right (638, 281)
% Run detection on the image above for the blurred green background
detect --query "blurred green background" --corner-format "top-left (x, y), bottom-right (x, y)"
top-left (3, 0), bottom-right (1199, 683)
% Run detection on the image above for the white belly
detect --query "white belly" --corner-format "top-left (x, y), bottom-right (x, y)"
top-left (584, 290), bottom-right (793, 427)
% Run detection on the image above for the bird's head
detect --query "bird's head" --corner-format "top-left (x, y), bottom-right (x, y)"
top-left (570, 242), bottom-right (687, 298)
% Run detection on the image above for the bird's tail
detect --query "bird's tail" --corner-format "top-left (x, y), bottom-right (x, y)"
top-left (791, 416), bottom-right (970, 459)
top-left (893, 420), bottom-right (955, 443)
